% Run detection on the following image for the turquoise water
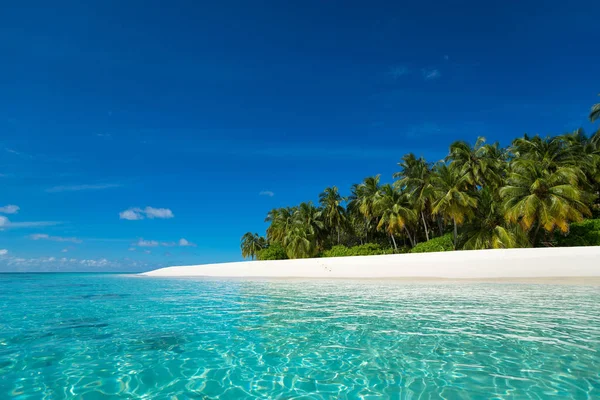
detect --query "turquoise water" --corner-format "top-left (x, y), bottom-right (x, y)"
top-left (1, 274), bottom-right (599, 399)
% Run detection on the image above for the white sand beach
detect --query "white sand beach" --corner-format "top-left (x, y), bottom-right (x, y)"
top-left (142, 246), bottom-right (600, 281)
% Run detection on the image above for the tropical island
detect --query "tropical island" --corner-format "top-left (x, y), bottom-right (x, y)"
top-left (240, 99), bottom-right (600, 261)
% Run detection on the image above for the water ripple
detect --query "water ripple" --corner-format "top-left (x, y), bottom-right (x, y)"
top-left (0, 275), bottom-right (599, 398)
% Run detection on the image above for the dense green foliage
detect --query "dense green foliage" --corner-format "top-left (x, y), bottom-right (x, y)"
top-left (410, 234), bottom-right (455, 253)
top-left (256, 242), bottom-right (288, 260)
top-left (241, 100), bottom-right (600, 259)
top-left (555, 219), bottom-right (600, 247)
top-left (322, 243), bottom-right (396, 258)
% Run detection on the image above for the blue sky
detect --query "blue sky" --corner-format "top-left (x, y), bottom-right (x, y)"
top-left (1, 0), bottom-right (599, 271)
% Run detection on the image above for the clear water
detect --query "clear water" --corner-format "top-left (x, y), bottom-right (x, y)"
top-left (1, 274), bottom-right (599, 399)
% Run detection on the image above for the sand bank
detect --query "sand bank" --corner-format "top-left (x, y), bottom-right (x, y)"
top-left (142, 246), bottom-right (600, 280)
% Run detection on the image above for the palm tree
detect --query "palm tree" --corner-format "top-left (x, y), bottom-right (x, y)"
top-left (394, 154), bottom-right (434, 241)
top-left (558, 129), bottom-right (600, 184)
top-left (500, 160), bottom-right (593, 244)
top-left (459, 188), bottom-right (529, 250)
top-left (431, 163), bottom-right (478, 247)
top-left (265, 207), bottom-right (295, 244)
top-left (319, 186), bottom-right (346, 244)
top-left (590, 94), bottom-right (600, 123)
top-left (282, 202), bottom-right (324, 259)
top-left (375, 184), bottom-right (417, 250)
top-left (283, 225), bottom-right (317, 258)
top-left (447, 137), bottom-right (503, 189)
top-left (510, 134), bottom-right (572, 171)
top-left (240, 232), bottom-right (267, 260)
top-left (348, 175), bottom-right (381, 242)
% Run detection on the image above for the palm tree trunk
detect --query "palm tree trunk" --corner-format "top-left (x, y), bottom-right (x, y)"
top-left (532, 223), bottom-right (542, 246)
top-left (438, 215), bottom-right (444, 236)
top-left (337, 225), bottom-right (340, 245)
top-left (421, 211), bottom-right (430, 241)
top-left (452, 218), bottom-right (458, 248)
top-left (390, 234), bottom-right (398, 251)
top-left (404, 227), bottom-right (415, 247)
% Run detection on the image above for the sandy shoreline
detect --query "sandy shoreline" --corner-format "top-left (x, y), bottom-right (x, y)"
top-left (142, 246), bottom-right (600, 282)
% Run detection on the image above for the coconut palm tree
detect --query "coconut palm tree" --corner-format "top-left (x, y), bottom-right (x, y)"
top-left (240, 232), bottom-right (267, 260)
top-left (281, 202), bottom-right (324, 259)
top-left (347, 175), bottom-right (381, 242)
top-left (558, 129), bottom-right (600, 184)
top-left (283, 224), bottom-right (317, 259)
top-left (500, 160), bottom-right (593, 244)
top-left (375, 184), bottom-right (417, 250)
top-left (510, 134), bottom-right (572, 171)
top-left (447, 137), bottom-right (504, 189)
top-left (590, 94), bottom-right (600, 123)
top-left (319, 186), bottom-right (346, 244)
top-left (265, 207), bottom-right (295, 244)
top-left (459, 188), bottom-right (529, 250)
top-left (394, 153), bottom-right (434, 241)
top-left (431, 163), bottom-right (478, 247)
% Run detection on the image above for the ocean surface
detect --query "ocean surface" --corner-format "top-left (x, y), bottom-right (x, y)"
top-left (0, 274), bottom-right (599, 399)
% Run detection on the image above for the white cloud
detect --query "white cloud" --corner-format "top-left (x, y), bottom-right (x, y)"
top-left (29, 234), bottom-right (82, 243)
top-left (61, 248), bottom-right (68, 253)
top-left (259, 191), bottom-right (275, 197)
top-left (144, 250), bottom-right (151, 254)
top-left (119, 206), bottom-right (174, 220)
top-left (96, 133), bottom-right (112, 138)
top-left (119, 209), bottom-right (144, 220)
top-left (422, 68), bottom-right (441, 80)
top-left (0, 249), bottom-right (7, 256)
top-left (179, 238), bottom-right (196, 247)
top-left (0, 216), bottom-right (60, 229)
top-left (132, 237), bottom-right (195, 248)
top-left (0, 255), bottom-right (154, 272)
top-left (0, 205), bottom-right (19, 214)
top-left (79, 258), bottom-right (109, 267)
top-left (144, 207), bottom-right (174, 219)
top-left (46, 183), bottom-right (122, 193)
top-left (136, 239), bottom-right (159, 247)
top-left (122, 209), bottom-right (145, 220)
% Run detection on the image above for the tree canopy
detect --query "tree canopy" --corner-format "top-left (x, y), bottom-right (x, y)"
top-left (242, 99), bottom-right (600, 259)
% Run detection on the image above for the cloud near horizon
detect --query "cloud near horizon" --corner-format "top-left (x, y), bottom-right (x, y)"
top-left (0, 249), bottom-right (7, 256)
top-left (119, 207), bottom-right (174, 220)
top-left (0, 205), bottom-right (20, 214)
top-left (29, 233), bottom-right (82, 243)
top-left (259, 190), bottom-right (275, 197)
top-left (46, 183), bottom-right (123, 193)
top-left (134, 237), bottom-right (195, 248)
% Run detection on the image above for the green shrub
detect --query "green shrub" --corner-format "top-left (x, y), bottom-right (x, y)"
top-left (555, 219), bottom-right (600, 247)
top-left (256, 242), bottom-right (288, 260)
top-left (321, 243), bottom-right (395, 257)
top-left (410, 234), bottom-right (455, 253)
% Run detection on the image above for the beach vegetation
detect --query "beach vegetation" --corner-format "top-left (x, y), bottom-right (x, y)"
top-left (410, 234), bottom-right (454, 253)
top-left (322, 243), bottom-right (396, 257)
top-left (242, 100), bottom-right (600, 258)
top-left (256, 242), bottom-right (288, 260)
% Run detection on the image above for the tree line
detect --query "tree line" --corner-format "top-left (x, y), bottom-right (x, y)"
top-left (241, 98), bottom-right (600, 260)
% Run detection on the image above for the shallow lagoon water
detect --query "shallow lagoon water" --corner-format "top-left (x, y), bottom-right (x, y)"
top-left (0, 273), bottom-right (599, 399)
